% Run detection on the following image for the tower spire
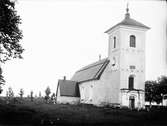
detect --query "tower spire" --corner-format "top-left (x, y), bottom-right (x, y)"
top-left (125, 2), bottom-right (130, 18)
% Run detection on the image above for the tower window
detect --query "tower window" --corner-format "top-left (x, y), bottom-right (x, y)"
top-left (113, 37), bottom-right (116, 48)
top-left (130, 35), bottom-right (136, 47)
top-left (130, 65), bottom-right (135, 69)
top-left (128, 75), bottom-right (134, 90)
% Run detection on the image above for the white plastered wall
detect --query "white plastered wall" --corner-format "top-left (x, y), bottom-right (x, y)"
top-left (79, 64), bottom-right (121, 106)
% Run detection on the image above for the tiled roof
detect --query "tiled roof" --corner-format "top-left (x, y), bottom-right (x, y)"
top-left (71, 58), bottom-right (109, 83)
top-left (105, 14), bottom-right (150, 33)
top-left (58, 80), bottom-right (80, 97)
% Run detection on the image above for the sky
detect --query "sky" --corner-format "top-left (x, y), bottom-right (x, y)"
top-left (1, 0), bottom-right (167, 96)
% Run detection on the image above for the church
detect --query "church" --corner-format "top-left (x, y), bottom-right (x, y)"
top-left (56, 6), bottom-right (150, 109)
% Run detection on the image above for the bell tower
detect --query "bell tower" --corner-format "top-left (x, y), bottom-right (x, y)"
top-left (105, 4), bottom-right (150, 109)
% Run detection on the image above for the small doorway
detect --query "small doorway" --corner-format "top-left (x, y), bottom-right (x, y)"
top-left (129, 96), bottom-right (135, 109)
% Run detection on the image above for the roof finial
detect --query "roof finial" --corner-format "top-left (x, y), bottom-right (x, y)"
top-left (125, 2), bottom-right (130, 18)
top-left (99, 54), bottom-right (101, 61)
top-left (126, 2), bottom-right (129, 13)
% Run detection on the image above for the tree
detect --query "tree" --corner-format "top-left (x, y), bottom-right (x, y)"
top-left (39, 91), bottom-right (42, 97)
top-left (158, 75), bottom-right (167, 95)
top-left (8, 87), bottom-right (14, 98)
top-left (45, 86), bottom-right (51, 103)
top-left (145, 77), bottom-right (167, 106)
top-left (51, 93), bottom-right (56, 104)
top-left (145, 81), bottom-right (157, 107)
top-left (6, 90), bottom-right (9, 97)
top-left (157, 75), bottom-right (167, 85)
top-left (6, 87), bottom-right (14, 104)
top-left (153, 84), bottom-right (162, 104)
top-left (0, 68), bottom-right (5, 94)
top-left (0, 0), bottom-right (24, 93)
top-left (19, 88), bottom-right (24, 98)
top-left (30, 90), bottom-right (33, 102)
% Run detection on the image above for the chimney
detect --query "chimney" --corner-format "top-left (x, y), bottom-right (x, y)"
top-left (63, 76), bottom-right (66, 80)
top-left (99, 54), bottom-right (101, 61)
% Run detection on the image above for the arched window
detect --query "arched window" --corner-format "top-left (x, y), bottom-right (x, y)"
top-left (130, 35), bottom-right (136, 47)
top-left (113, 36), bottom-right (116, 48)
top-left (129, 75), bottom-right (134, 90)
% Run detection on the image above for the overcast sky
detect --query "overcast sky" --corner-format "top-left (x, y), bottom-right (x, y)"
top-left (1, 0), bottom-right (167, 96)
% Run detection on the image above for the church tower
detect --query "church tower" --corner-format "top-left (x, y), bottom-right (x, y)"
top-left (105, 5), bottom-right (150, 109)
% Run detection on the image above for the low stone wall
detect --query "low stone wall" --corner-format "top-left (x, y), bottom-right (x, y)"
top-left (57, 96), bottom-right (80, 105)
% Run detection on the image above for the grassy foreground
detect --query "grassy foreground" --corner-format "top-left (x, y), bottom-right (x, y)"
top-left (0, 102), bottom-right (167, 126)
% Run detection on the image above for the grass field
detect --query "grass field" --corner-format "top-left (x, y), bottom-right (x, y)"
top-left (0, 101), bottom-right (167, 126)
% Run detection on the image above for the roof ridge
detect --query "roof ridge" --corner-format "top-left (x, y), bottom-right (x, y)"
top-left (76, 58), bottom-right (108, 73)
top-left (58, 79), bottom-right (77, 83)
top-left (93, 60), bottom-right (109, 79)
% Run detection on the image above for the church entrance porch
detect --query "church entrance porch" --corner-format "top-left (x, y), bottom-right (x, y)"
top-left (120, 89), bottom-right (145, 109)
top-left (129, 96), bottom-right (135, 109)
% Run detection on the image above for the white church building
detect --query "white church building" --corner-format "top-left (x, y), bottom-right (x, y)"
top-left (56, 6), bottom-right (150, 109)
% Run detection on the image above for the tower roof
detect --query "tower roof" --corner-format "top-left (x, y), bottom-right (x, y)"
top-left (105, 5), bottom-right (150, 33)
